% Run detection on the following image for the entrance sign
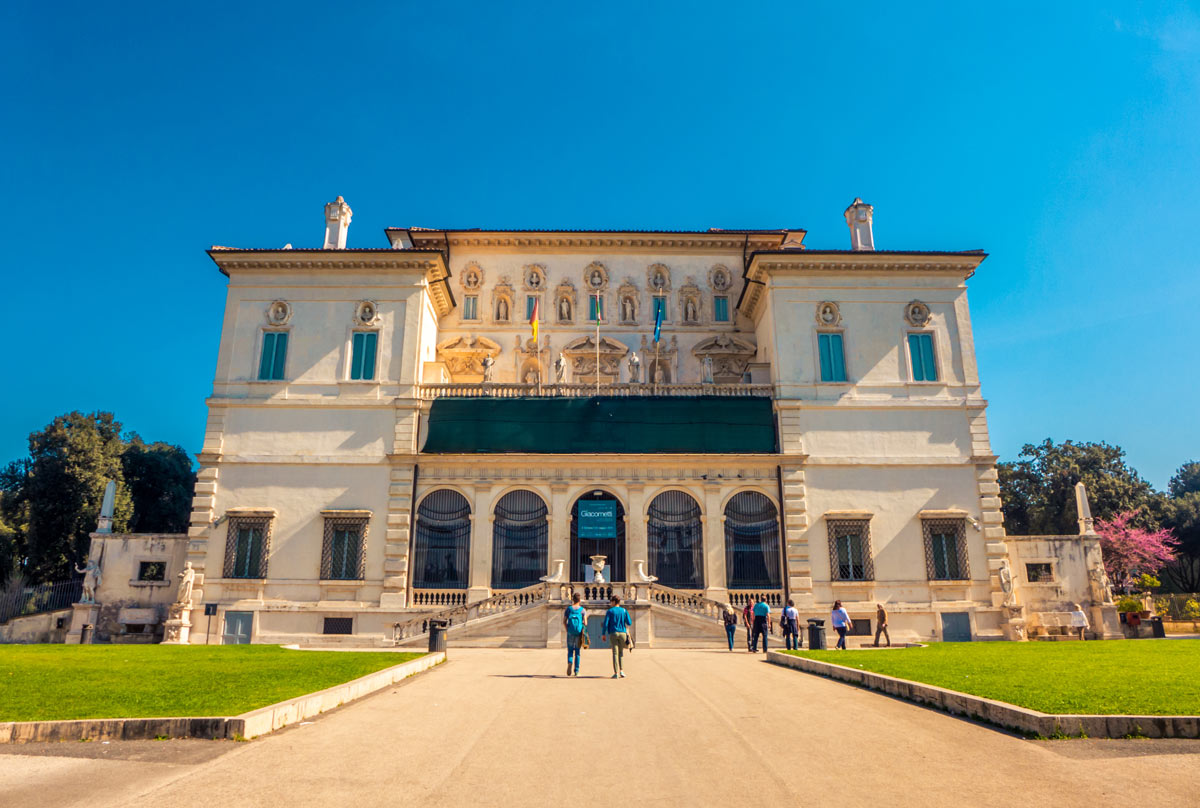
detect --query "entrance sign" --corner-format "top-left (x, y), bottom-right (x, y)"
top-left (577, 500), bottom-right (617, 538)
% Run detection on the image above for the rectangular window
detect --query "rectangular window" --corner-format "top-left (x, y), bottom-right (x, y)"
top-left (589, 294), bottom-right (604, 321)
top-left (321, 518), bottom-right (367, 580)
top-left (923, 519), bottom-right (968, 580)
top-left (258, 331), bottom-right (288, 380)
top-left (818, 332), bottom-right (847, 382)
top-left (223, 516), bottom-right (272, 579)
top-left (463, 295), bottom-right (478, 320)
top-left (526, 295), bottom-right (538, 321)
top-left (137, 561), bottom-right (165, 581)
top-left (1026, 562), bottom-right (1054, 583)
top-left (827, 519), bottom-right (874, 581)
top-left (713, 296), bottom-right (729, 322)
top-left (908, 333), bottom-right (938, 381)
top-left (350, 331), bottom-right (378, 380)
top-left (323, 617), bottom-right (353, 635)
top-left (652, 296), bottom-right (667, 322)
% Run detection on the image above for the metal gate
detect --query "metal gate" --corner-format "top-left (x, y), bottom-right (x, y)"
top-left (940, 612), bottom-right (972, 642)
top-left (222, 611), bottom-right (253, 644)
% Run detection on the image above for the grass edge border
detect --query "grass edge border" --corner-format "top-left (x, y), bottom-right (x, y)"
top-left (0, 651), bottom-right (445, 745)
top-left (765, 650), bottom-right (1200, 740)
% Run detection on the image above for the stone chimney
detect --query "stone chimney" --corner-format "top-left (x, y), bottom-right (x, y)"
top-left (323, 196), bottom-right (353, 249)
top-left (844, 198), bottom-right (874, 251)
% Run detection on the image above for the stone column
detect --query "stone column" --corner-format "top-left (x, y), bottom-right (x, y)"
top-left (467, 485), bottom-right (494, 603)
top-left (703, 482), bottom-right (728, 603)
top-left (549, 482), bottom-right (570, 580)
top-left (625, 483), bottom-right (646, 584)
top-left (780, 462), bottom-right (813, 609)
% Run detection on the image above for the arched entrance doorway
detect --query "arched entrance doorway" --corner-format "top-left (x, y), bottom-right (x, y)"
top-left (570, 491), bottom-right (625, 582)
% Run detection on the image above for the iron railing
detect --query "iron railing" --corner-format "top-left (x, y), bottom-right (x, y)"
top-left (417, 382), bottom-right (774, 399)
top-left (0, 579), bottom-right (82, 626)
top-left (1153, 594), bottom-right (1200, 620)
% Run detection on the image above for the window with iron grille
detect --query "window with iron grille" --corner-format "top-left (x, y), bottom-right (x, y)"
top-left (922, 518), bottom-right (969, 580)
top-left (724, 491), bottom-right (782, 590)
top-left (826, 519), bottom-right (874, 581)
top-left (137, 561), bottom-right (166, 581)
top-left (323, 617), bottom-right (353, 635)
top-left (647, 490), bottom-right (704, 589)
top-left (321, 517), bottom-right (368, 580)
top-left (491, 490), bottom-right (548, 589)
top-left (1025, 562), bottom-right (1054, 583)
top-left (223, 515), bottom-right (273, 579)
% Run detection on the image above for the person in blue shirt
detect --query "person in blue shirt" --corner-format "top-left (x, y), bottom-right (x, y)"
top-left (562, 592), bottom-right (587, 677)
top-left (831, 600), bottom-right (853, 650)
top-left (751, 597), bottom-right (771, 653)
top-left (601, 595), bottom-right (632, 678)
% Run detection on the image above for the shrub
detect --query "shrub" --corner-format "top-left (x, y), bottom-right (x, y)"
top-left (1182, 599), bottom-right (1200, 621)
top-left (1135, 573), bottom-right (1161, 592)
top-left (1115, 595), bottom-right (1143, 614)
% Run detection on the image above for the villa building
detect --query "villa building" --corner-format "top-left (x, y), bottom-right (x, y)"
top-left (77, 197), bottom-right (1117, 648)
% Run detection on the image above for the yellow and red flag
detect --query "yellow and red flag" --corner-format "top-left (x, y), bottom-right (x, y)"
top-left (530, 297), bottom-right (539, 341)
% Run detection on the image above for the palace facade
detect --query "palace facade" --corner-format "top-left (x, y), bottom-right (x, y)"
top-left (110, 197), bottom-right (1115, 648)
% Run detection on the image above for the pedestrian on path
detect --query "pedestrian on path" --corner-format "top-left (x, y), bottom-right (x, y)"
top-left (722, 604), bottom-right (739, 651)
top-left (602, 595), bottom-right (632, 678)
top-left (874, 603), bottom-right (890, 647)
top-left (832, 600), bottom-right (853, 650)
top-left (563, 592), bottom-right (587, 676)
top-left (781, 599), bottom-right (801, 650)
top-left (742, 600), bottom-right (754, 651)
top-left (1069, 602), bottom-right (1090, 641)
top-left (750, 596), bottom-right (771, 653)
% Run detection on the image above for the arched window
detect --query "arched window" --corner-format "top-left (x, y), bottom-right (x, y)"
top-left (724, 492), bottom-right (781, 590)
top-left (412, 489), bottom-right (471, 589)
top-left (647, 490), bottom-right (704, 589)
top-left (571, 492), bottom-right (625, 582)
top-left (491, 490), bottom-right (548, 589)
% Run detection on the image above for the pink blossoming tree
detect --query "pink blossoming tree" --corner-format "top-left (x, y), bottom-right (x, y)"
top-left (1096, 510), bottom-right (1178, 593)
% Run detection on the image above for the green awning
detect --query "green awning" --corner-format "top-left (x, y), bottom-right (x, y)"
top-left (422, 396), bottom-right (777, 454)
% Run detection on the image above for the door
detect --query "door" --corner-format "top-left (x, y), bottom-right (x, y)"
top-left (222, 611), bottom-right (253, 645)
top-left (940, 612), bottom-right (971, 642)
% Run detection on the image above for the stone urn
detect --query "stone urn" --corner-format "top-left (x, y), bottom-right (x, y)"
top-left (590, 554), bottom-right (607, 584)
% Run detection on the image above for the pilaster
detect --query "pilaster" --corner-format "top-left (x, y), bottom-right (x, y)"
top-left (186, 406), bottom-right (226, 594)
top-left (380, 463), bottom-right (416, 607)
top-left (780, 463), bottom-right (813, 608)
top-left (467, 484), bottom-right (494, 602)
top-left (625, 483), bottom-right (647, 584)
top-left (702, 481), bottom-right (728, 602)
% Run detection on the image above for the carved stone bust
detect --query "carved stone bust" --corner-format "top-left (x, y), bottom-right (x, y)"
top-left (905, 300), bottom-right (932, 327)
top-left (266, 300), bottom-right (292, 325)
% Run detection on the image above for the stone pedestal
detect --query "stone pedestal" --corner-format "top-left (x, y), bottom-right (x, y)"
top-left (161, 603), bottom-right (192, 644)
top-left (64, 603), bottom-right (100, 644)
top-left (1091, 604), bottom-right (1123, 640)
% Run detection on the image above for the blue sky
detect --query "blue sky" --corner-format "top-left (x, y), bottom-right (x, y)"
top-left (2, 2), bottom-right (1197, 488)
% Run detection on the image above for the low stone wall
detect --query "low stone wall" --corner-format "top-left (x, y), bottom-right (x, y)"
top-left (766, 651), bottom-right (1200, 739)
top-left (0, 651), bottom-right (444, 744)
top-left (0, 609), bottom-right (72, 644)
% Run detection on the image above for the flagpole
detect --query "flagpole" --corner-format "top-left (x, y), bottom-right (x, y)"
top-left (594, 291), bottom-right (601, 396)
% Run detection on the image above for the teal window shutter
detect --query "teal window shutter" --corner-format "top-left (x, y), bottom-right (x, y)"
top-left (909, 333), bottom-right (937, 381)
top-left (463, 296), bottom-right (478, 320)
top-left (259, 332), bottom-right (287, 380)
top-left (526, 296), bottom-right (537, 320)
top-left (351, 332), bottom-right (378, 380)
top-left (713, 297), bottom-right (729, 322)
top-left (589, 295), bottom-right (603, 321)
top-left (819, 333), bottom-right (846, 382)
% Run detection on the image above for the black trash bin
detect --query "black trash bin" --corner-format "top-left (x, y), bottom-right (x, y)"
top-left (807, 618), bottom-right (827, 651)
top-left (1150, 616), bottom-right (1166, 639)
top-left (428, 619), bottom-right (448, 653)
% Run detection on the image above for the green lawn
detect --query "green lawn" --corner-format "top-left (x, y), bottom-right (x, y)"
top-left (786, 641), bottom-right (1200, 716)
top-left (0, 645), bottom-right (425, 721)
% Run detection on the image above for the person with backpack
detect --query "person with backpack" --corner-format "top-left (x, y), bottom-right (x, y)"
top-left (601, 594), bottom-right (632, 678)
top-left (722, 604), bottom-right (739, 651)
top-left (563, 592), bottom-right (587, 676)
top-left (750, 596), bottom-right (771, 653)
top-left (781, 598), bottom-right (801, 650)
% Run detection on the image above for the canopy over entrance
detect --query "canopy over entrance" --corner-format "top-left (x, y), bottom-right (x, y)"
top-left (422, 396), bottom-right (776, 454)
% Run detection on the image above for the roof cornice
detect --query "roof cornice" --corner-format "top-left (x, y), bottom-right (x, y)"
top-left (736, 250), bottom-right (987, 320)
top-left (206, 249), bottom-right (454, 316)
top-left (394, 230), bottom-right (789, 253)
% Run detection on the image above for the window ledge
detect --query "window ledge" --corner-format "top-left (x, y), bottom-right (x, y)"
top-left (928, 579), bottom-right (972, 586)
top-left (339, 380), bottom-right (381, 385)
top-left (247, 379), bottom-right (288, 385)
top-left (319, 579), bottom-right (364, 586)
top-left (830, 580), bottom-right (874, 586)
top-left (129, 580), bottom-right (170, 587)
top-left (905, 381), bottom-right (946, 387)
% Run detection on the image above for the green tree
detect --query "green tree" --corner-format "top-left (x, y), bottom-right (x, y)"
top-left (1161, 492), bottom-right (1200, 592)
top-left (1169, 461), bottom-right (1200, 498)
top-left (121, 436), bottom-right (196, 534)
top-left (997, 439), bottom-right (1155, 536)
top-left (0, 412), bottom-right (132, 581)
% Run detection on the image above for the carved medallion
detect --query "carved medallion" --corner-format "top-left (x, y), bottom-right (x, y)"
top-left (905, 300), bottom-right (931, 327)
top-left (266, 300), bottom-right (292, 325)
top-left (355, 300), bottom-right (379, 326)
top-left (816, 301), bottom-right (841, 327)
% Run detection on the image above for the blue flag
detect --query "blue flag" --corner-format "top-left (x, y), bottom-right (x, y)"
top-left (653, 299), bottom-right (663, 343)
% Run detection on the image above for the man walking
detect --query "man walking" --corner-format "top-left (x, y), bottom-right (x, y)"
top-left (750, 596), bottom-right (771, 653)
top-left (601, 595), bottom-right (632, 678)
top-left (742, 600), bottom-right (754, 651)
top-left (781, 598), bottom-right (801, 650)
top-left (873, 603), bottom-right (890, 647)
top-left (563, 592), bottom-right (587, 676)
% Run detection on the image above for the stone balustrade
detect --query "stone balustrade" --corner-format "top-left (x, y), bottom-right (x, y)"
top-left (417, 382), bottom-right (774, 399)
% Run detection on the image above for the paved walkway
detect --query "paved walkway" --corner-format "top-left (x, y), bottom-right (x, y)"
top-left (3, 648), bottom-right (1198, 807)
